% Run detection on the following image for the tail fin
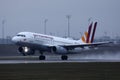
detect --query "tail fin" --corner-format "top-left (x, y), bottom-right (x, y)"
top-left (86, 22), bottom-right (93, 43)
top-left (80, 22), bottom-right (97, 43)
top-left (91, 22), bottom-right (97, 43)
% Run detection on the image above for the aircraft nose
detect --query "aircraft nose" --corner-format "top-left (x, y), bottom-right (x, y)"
top-left (12, 37), bottom-right (18, 43)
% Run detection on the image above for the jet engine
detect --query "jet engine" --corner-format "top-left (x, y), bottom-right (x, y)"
top-left (52, 46), bottom-right (67, 54)
top-left (18, 47), bottom-right (35, 56)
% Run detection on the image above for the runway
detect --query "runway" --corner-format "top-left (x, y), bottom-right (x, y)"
top-left (0, 55), bottom-right (120, 80)
top-left (0, 44), bottom-right (120, 80)
top-left (1, 55), bottom-right (120, 64)
top-left (1, 59), bottom-right (120, 64)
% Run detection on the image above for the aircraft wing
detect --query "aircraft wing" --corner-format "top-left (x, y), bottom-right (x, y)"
top-left (60, 41), bottom-right (113, 49)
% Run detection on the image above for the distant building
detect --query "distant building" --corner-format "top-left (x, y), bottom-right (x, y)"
top-left (94, 36), bottom-right (112, 42)
top-left (115, 36), bottom-right (120, 43)
top-left (95, 35), bottom-right (120, 43)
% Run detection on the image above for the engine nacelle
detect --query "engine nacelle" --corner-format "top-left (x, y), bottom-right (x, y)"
top-left (18, 47), bottom-right (35, 56)
top-left (52, 46), bottom-right (67, 54)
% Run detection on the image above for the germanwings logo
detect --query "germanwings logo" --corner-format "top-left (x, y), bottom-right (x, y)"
top-left (81, 22), bottom-right (97, 43)
top-left (33, 34), bottom-right (53, 40)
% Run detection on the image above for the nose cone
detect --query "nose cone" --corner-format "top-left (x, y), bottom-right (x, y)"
top-left (12, 36), bottom-right (18, 43)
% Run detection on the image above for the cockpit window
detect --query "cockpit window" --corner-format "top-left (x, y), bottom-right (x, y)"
top-left (17, 34), bottom-right (26, 37)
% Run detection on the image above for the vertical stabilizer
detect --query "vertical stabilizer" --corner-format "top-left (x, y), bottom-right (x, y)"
top-left (91, 22), bottom-right (97, 43)
top-left (80, 22), bottom-right (97, 43)
top-left (86, 22), bottom-right (93, 43)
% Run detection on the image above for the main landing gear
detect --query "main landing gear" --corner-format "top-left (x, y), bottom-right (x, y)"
top-left (39, 55), bottom-right (46, 60)
top-left (38, 52), bottom-right (68, 60)
top-left (39, 51), bottom-right (46, 60)
top-left (61, 55), bottom-right (68, 60)
top-left (39, 55), bottom-right (68, 60)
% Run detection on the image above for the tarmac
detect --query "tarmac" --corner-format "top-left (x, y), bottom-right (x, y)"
top-left (0, 44), bottom-right (120, 80)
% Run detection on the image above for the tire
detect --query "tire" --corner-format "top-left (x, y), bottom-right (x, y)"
top-left (61, 55), bottom-right (68, 60)
top-left (39, 55), bottom-right (46, 60)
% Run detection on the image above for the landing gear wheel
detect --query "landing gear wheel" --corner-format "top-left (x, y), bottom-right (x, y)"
top-left (39, 55), bottom-right (46, 60)
top-left (61, 55), bottom-right (68, 60)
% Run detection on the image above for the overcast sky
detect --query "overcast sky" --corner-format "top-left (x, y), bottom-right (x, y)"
top-left (0, 0), bottom-right (120, 38)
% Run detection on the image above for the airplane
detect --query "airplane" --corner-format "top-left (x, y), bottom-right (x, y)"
top-left (12, 22), bottom-right (111, 60)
